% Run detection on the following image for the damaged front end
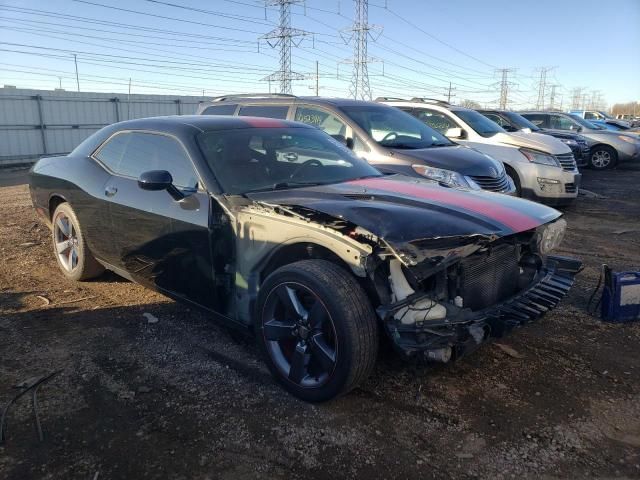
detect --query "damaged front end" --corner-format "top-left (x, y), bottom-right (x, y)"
top-left (375, 222), bottom-right (581, 361)
top-left (245, 176), bottom-right (581, 362)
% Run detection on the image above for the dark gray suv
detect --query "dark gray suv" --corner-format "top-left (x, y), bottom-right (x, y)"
top-left (197, 94), bottom-right (516, 195)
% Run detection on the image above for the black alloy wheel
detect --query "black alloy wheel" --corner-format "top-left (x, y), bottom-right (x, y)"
top-left (256, 260), bottom-right (378, 402)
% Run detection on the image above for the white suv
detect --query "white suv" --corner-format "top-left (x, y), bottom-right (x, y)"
top-left (378, 98), bottom-right (581, 206)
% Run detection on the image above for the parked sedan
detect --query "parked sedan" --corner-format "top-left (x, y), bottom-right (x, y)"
top-left (29, 115), bottom-right (580, 402)
top-left (478, 109), bottom-right (591, 167)
top-left (521, 111), bottom-right (640, 169)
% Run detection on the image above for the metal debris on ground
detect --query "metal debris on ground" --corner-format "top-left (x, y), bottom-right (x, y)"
top-left (0, 370), bottom-right (62, 444)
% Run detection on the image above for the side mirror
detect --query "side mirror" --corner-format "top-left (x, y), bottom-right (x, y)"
top-left (138, 170), bottom-right (184, 201)
top-left (445, 127), bottom-right (464, 139)
top-left (346, 137), bottom-right (355, 150)
top-left (331, 134), bottom-right (355, 150)
top-left (502, 125), bottom-right (517, 132)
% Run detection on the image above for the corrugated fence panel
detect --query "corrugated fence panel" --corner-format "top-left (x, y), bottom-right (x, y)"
top-left (0, 88), bottom-right (208, 165)
top-left (43, 98), bottom-right (117, 126)
top-left (0, 96), bottom-right (40, 126)
top-left (45, 127), bottom-right (100, 154)
top-left (0, 129), bottom-right (43, 157)
top-left (127, 101), bottom-right (180, 119)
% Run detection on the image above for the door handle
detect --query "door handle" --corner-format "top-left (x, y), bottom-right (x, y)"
top-left (105, 186), bottom-right (118, 197)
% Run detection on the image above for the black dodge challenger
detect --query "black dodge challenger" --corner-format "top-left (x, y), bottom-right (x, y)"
top-left (29, 115), bottom-right (581, 401)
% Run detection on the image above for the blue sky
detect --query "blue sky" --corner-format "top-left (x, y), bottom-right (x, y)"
top-left (0, 0), bottom-right (638, 108)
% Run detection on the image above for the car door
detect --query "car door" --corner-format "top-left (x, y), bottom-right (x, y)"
top-left (104, 131), bottom-right (216, 310)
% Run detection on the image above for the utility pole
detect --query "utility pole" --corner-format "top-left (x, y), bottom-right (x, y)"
top-left (445, 81), bottom-right (456, 103)
top-left (73, 54), bottom-right (80, 92)
top-left (315, 60), bottom-right (319, 96)
top-left (535, 67), bottom-right (553, 110)
top-left (495, 68), bottom-right (515, 110)
top-left (341, 0), bottom-right (382, 100)
top-left (261, 0), bottom-right (310, 94)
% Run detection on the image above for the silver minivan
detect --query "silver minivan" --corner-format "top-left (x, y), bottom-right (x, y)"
top-left (196, 94), bottom-right (516, 195)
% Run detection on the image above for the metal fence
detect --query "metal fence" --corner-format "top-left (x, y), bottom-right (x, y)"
top-left (0, 88), bottom-right (208, 166)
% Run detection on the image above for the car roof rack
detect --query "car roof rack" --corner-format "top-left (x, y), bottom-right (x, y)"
top-left (374, 96), bottom-right (409, 102)
top-left (209, 93), bottom-right (298, 102)
top-left (410, 97), bottom-right (452, 106)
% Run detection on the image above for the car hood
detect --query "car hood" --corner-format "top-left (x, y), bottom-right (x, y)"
top-left (491, 132), bottom-right (572, 155)
top-left (537, 128), bottom-right (581, 140)
top-left (389, 144), bottom-right (502, 176)
top-left (246, 175), bottom-right (560, 267)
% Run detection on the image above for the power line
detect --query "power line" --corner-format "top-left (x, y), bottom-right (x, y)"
top-left (374, 3), bottom-right (497, 69)
top-left (70, 0), bottom-right (265, 35)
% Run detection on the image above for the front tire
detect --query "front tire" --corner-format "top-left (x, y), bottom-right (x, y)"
top-left (590, 145), bottom-right (616, 170)
top-left (256, 260), bottom-right (378, 402)
top-left (51, 202), bottom-right (104, 281)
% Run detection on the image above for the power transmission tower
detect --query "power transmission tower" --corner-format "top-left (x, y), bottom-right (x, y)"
top-left (494, 68), bottom-right (515, 109)
top-left (570, 87), bottom-right (584, 110)
top-left (341, 0), bottom-right (382, 100)
top-left (549, 84), bottom-right (561, 111)
top-left (535, 67), bottom-right (554, 110)
top-left (261, 0), bottom-right (311, 94)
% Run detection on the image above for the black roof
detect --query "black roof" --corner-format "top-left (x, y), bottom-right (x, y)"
top-left (111, 115), bottom-right (312, 134)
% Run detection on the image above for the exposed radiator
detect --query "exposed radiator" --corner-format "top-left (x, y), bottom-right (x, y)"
top-left (459, 244), bottom-right (520, 311)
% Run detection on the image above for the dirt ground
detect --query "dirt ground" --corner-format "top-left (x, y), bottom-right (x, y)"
top-left (1, 165), bottom-right (639, 480)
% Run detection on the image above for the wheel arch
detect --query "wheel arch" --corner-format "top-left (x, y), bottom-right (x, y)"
top-left (590, 143), bottom-right (618, 158)
top-left (48, 194), bottom-right (69, 220)
top-left (246, 241), bottom-right (381, 325)
top-left (259, 242), bottom-right (359, 284)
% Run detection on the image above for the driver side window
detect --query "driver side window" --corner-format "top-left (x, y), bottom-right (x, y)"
top-left (97, 132), bottom-right (198, 188)
top-left (549, 115), bottom-right (575, 131)
top-left (294, 107), bottom-right (347, 137)
top-left (413, 109), bottom-right (456, 134)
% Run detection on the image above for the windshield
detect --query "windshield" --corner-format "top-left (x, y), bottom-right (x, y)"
top-left (454, 109), bottom-right (505, 137)
top-left (502, 112), bottom-right (541, 131)
top-left (196, 127), bottom-right (381, 195)
top-left (568, 114), bottom-right (605, 130)
top-left (339, 104), bottom-right (453, 149)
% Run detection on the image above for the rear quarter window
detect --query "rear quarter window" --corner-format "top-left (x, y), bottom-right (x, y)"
top-left (238, 105), bottom-right (289, 119)
top-left (94, 132), bottom-right (130, 172)
top-left (201, 104), bottom-right (238, 115)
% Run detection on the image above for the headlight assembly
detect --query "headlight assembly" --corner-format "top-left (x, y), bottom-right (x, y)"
top-left (520, 148), bottom-right (560, 167)
top-left (411, 165), bottom-right (479, 190)
top-left (560, 138), bottom-right (578, 146)
top-left (535, 218), bottom-right (567, 255)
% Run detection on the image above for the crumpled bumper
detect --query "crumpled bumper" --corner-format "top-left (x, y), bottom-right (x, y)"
top-left (378, 255), bottom-right (582, 360)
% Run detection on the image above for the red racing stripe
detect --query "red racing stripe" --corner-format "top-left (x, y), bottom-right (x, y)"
top-left (348, 178), bottom-right (541, 233)
top-left (241, 117), bottom-right (287, 128)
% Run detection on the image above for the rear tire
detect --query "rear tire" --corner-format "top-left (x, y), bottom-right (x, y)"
top-left (51, 203), bottom-right (104, 281)
top-left (589, 145), bottom-right (616, 170)
top-left (255, 260), bottom-right (378, 402)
